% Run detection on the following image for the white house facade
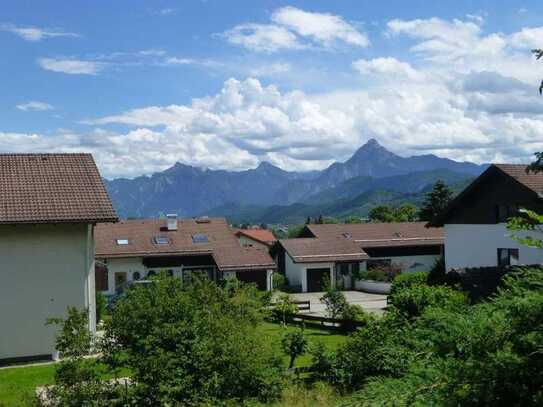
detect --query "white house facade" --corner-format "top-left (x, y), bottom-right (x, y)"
top-left (444, 224), bottom-right (543, 270)
top-left (430, 164), bottom-right (543, 271)
top-left (95, 216), bottom-right (276, 296)
top-left (275, 222), bottom-right (444, 292)
top-left (0, 154), bottom-right (117, 364)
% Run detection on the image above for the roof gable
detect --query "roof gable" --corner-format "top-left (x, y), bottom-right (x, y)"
top-left (235, 229), bottom-right (277, 245)
top-left (429, 164), bottom-right (543, 227)
top-left (0, 154), bottom-right (117, 224)
top-left (95, 217), bottom-right (275, 271)
top-left (279, 237), bottom-right (368, 263)
top-left (306, 222), bottom-right (443, 248)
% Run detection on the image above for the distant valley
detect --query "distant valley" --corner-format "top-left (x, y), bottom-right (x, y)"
top-left (105, 139), bottom-right (485, 224)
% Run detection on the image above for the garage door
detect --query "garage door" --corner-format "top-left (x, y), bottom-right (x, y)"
top-left (307, 268), bottom-right (330, 292)
top-left (236, 270), bottom-right (267, 290)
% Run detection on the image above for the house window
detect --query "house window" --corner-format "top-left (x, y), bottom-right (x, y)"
top-left (339, 263), bottom-right (350, 275)
top-left (133, 271), bottom-right (141, 281)
top-left (352, 262), bottom-right (360, 274)
top-left (153, 236), bottom-right (170, 245)
top-left (367, 259), bottom-right (391, 270)
top-left (497, 248), bottom-right (519, 267)
top-left (192, 234), bottom-right (209, 243)
top-left (496, 205), bottom-right (518, 223)
top-left (116, 238), bottom-right (129, 245)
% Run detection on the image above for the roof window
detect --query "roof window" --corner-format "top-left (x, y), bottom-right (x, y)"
top-left (116, 239), bottom-right (129, 245)
top-left (192, 234), bottom-right (209, 243)
top-left (153, 236), bottom-right (170, 245)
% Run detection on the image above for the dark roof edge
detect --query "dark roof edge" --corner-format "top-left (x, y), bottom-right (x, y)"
top-left (427, 165), bottom-right (496, 227)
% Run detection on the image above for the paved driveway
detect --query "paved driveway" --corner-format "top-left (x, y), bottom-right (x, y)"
top-left (289, 291), bottom-right (387, 316)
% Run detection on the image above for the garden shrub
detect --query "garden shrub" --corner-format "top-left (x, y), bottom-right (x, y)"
top-left (320, 287), bottom-right (348, 319)
top-left (102, 276), bottom-right (284, 405)
top-left (309, 342), bottom-right (334, 382)
top-left (272, 294), bottom-right (298, 324)
top-left (272, 272), bottom-right (287, 290)
top-left (282, 329), bottom-right (307, 369)
top-left (388, 283), bottom-right (468, 319)
top-left (45, 307), bottom-right (127, 406)
top-left (389, 271), bottom-right (428, 297)
top-left (426, 256), bottom-right (446, 285)
top-left (95, 291), bottom-right (107, 325)
top-left (331, 315), bottom-right (415, 389)
top-left (356, 263), bottom-right (402, 282)
top-left (339, 267), bottom-right (543, 406)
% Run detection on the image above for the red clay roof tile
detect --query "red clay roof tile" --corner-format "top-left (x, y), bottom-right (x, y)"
top-left (0, 153), bottom-right (117, 224)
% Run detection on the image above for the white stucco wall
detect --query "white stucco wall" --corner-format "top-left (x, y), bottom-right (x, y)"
top-left (444, 224), bottom-right (543, 270)
top-left (99, 257), bottom-right (146, 296)
top-left (0, 223), bottom-right (95, 361)
top-left (284, 253), bottom-right (334, 292)
top-left (98, 257), bottom-right (218, 296)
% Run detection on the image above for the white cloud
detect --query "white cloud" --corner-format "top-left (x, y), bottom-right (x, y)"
top-left (16, 101), bottom-right (54, 111)
top-left (352, 57), bottom-right (423, 80)
top-left (223, 24), bottom-right (304, 52)
top-left (510, 27), bottom-right (543, 49)
top-left (0, 23), bottom-right (78, 41)
top-left (271, 6), bottom-right (369, 48)
top-left (223, 6), bottom-right (368, 52)
top-left (6, 17), bottom-right (543, 178)
top-left (248, 62), bottom-right (291, 77)
top-left (156, 8), bottom-right (175, 16)
top-left (38, 58), bottom-right (103, 75)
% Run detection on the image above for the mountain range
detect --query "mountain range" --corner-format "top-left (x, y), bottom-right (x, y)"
top-left (105, 139), bottom-right (486, 224)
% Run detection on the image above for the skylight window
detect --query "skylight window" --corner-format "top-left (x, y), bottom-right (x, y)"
top-left (116, 239), bottom-right (129, 245)
top-left (153, 236), bottom-right (170, 245)
top-left (192, 234), bottom-right (209, 243)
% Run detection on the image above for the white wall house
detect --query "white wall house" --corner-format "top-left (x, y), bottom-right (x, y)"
top-left (430, 164), bottom-right (543, 271)
top-left (95, 217), bottom-right (277, 295)
top-left (0, 154), bottom-right (117, 364)
top-left (276, 222), bottom-right (443, 292)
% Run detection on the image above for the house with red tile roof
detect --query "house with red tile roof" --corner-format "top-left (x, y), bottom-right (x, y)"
top-left (429, 164), bottom-right (543, 270)
top-left (95, 216), bottom-right (276, 294)
top-left (235, 228), bottom-right (277, 250)
top-left (274, 222), bottom-right (443, 292)
top-left (0, 154), bottom-right (117, 364)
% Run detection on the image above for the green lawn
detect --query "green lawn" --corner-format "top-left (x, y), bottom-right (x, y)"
top-left (260, 321), bottom-right (348, 368)
top-left (0, 363), bottom-right (56, 407)
top-left (0, 322), bottom-right (347, 406)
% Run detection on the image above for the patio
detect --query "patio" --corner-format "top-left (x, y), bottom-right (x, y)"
top-left (289, 290), bottom-right (388, 316)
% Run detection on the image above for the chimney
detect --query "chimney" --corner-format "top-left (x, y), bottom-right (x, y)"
top-left (166, 214), bottom-right (178, 231)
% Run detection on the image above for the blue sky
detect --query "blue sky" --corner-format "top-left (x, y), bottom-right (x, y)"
top-left (1, 1), bottom-right (543, 178)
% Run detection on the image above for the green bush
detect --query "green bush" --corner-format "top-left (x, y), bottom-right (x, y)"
top-left (320, 287), bottom-right (348, 319)
top-left (272, 294), bottom-right (298, 325)
top-left (339, 267), bottom-right (543, 406)
top-left (95, 291), bottom-right (107, 325)
top-left (331, 315), bottom-right (415, 389)
top-left (103, 276), bottom-right (283, 405)
top-left (272, 273), bottom-right (287, 290)
top-left (427, 256), bottom-right (446, 285)
top-left (388, 283), bottom-right (468, 319)
top-left (389, 271), bottom-right (428, 297)
top-left (46, 307), bottom-right (126, 406)
top-left (282, 329), bottom-right (307, 369)
top-left (309, 342), bottom-right (334, 382)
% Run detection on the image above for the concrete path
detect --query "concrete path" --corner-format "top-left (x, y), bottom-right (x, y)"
top-left (289, 291), bottom-right (387, 316)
